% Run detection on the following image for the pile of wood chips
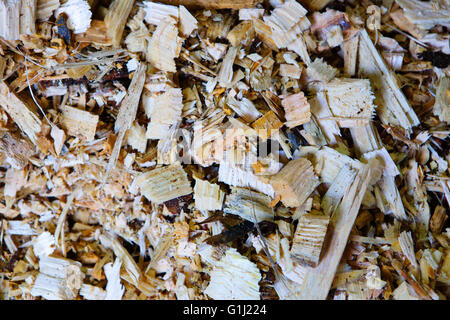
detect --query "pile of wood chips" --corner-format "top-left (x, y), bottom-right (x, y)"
top-left (0, 0), bottom-right (449, 300)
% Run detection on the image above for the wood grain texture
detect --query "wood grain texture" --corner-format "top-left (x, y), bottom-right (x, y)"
top-left (296, 163), bottom-right (372, 299)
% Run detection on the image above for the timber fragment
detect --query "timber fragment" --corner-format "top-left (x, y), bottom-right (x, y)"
top-left (270, 158), bottom-right (320, 208)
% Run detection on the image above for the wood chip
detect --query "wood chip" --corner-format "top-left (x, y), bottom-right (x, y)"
top-left (291, 212), bottom-right (330, 267)
top-left (138, 162), bottom-right (192, 204)
top-left (270, 158), bottom-right (320, 208)
top-left (60, 105), bottom-right (98, 141)
top-left (282, 92), bottom-right (311, 128)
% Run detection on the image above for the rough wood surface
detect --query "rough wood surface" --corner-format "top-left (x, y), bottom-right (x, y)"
top-left (296, 163), bottom-right (372, 299)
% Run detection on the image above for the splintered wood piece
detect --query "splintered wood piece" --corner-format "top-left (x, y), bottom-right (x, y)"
top-left (419, 249), bottom-right (442, 286)
top-left (395, 0), bottom-right (450, 30)
top-left (104, 0), bottom-right (136, 47)
top-left (99, 233), bottom-right (141, 286)
top-left (227, 96), bottom-right (262, 123)
top-left (430, 205), bottom-right (447, 234)
top-left (342, 31), bottom-right (359, 76)
top-left (126, 122), bottom-right (147, 153)
top-left (218, 148), bottom-right (275, 197)
top-left (375, 175), bottom-right (408, 220)
top-left (279, 64), bottom-right (302, 79)
top-left (287, 34), bottom-right (311, 65)
top-left (4, 167), bottom-right (26, 205)
top-left (358, 29), bottom-right (419, 134)
top-left (0, 81), bottom-right (49, 151)
top-left (349, 123), bottom-right (381, 155)
top-left (392, 281), bottom-right (420, 300)
top-left (264, 0), bottom-right (309, 35)
top-left (391, 259), bottom-right (432, 300)
top-left (103, 62), bottom-right (146, 185)
top-left (309, 92), bottom-right (340, 145)
top-left (138, 162), bottom-right (192, 204)
top-left (114, 65), bottom-right (148, 133)
top-left (300, 146), bottom-right (363, 184)
top-left (146, 229), bottom-right (174, 272)
top-left (179, 5), bottom-right (197, 37)
top-left (323, 78), bottom-right (376, 127)
top-left (324, 25), bottom-right (343, 47)
top-left (194, 179), bottom-right (225, 211)
top-left (252, 18), bottom-right (278, 51)
top-left (224, 187), bottom-right (274, 222)
top-left (20, 0), bottom-right (37, 36)
top-left (295, 163), bottom-right (373, 299)
top-left (399, 231), bottom-right (419, 270)
top-left (143, 1), bottom-right (178, 26)
top-left (80, 284), bottom-right (106, 300)
top-left (382, 52), bottom-right (404, 71)
top-left (251, 110), bottom-right (283, 141)
top-left (0, 0), bottom-right (20, 40)
top-left (227, 21), bottom-right (254, 47)
top-left (433, 77), bottom-right (449, 124)
top-left (36, 0), bottom-right (60, 21)
top-left (291, 212), bottom-right (330, 267)
top-left (60, 105), bottom-right (99, 141)
top-left (362, 147), bottom-right (399, 177)
top-left (405, 160), bottom-right (430, 240)
top-left (270, 158), bottom-right (320, 208)
top-left (0, 132), bottom-right (34, 169)
top-left (204, 247), bottom-right (261, 300)
top-left (190, 110), bottom-right (226, 167)
top-left (263, 0), bottom-right (311, 64)
top-left (147, 17), bottom-right (182, 73)
top-left (321, 164), bottom-right (357, 216)
top-left (146, 88), bottom-right (183, 139)
top-left (261, 90), bottom-right (285, 121)
top-left (350, 124), bottom-right (407, 220)
top-left (217, 46), bottom-right (238, 88)
top-left (0, 56), bottom-right (5, 79)
top-left (306, 58), bottom-right (338, 82)
top-left (31, 256), bottom-right (84, 300)
top-left (309, 9), bottom-right (348, 35)
top-left (156, 126), bottom-right (180, 165)
top-left (389, 9), bottom-right (426, 40)
top-left (75, 20), bottom-right (112, 46)
top-left (281, 92), bottom-right (311, 128)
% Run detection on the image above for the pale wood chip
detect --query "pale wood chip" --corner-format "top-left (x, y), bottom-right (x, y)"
top-left (194, 179), bottom-right (224, 211)
top-left (358, 30), bottom-right (419, 133)
top-left (224, 187), bottom-right (273, 222)
top-left (281, 92), bottom-right (311, 128)
top-left (291, 212), bottom-right (330, 267)
top-left (138, 162), bottom-right (192, 204)
top-left (0, 81), bottom-right (50, 152)
top-left (60, 105), bottom-right (98, 141)
top-left (105, 0), bottom-right (136, 47)
top-left (270, 158), bottom-right (320, 208)
top-left (433, 77), bottom-right (450, 124)
top-left (147, 17), bottom-right (182, 73)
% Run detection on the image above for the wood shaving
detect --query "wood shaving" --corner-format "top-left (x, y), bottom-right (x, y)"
top-left (0, 0), bottom-right (449, 301)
